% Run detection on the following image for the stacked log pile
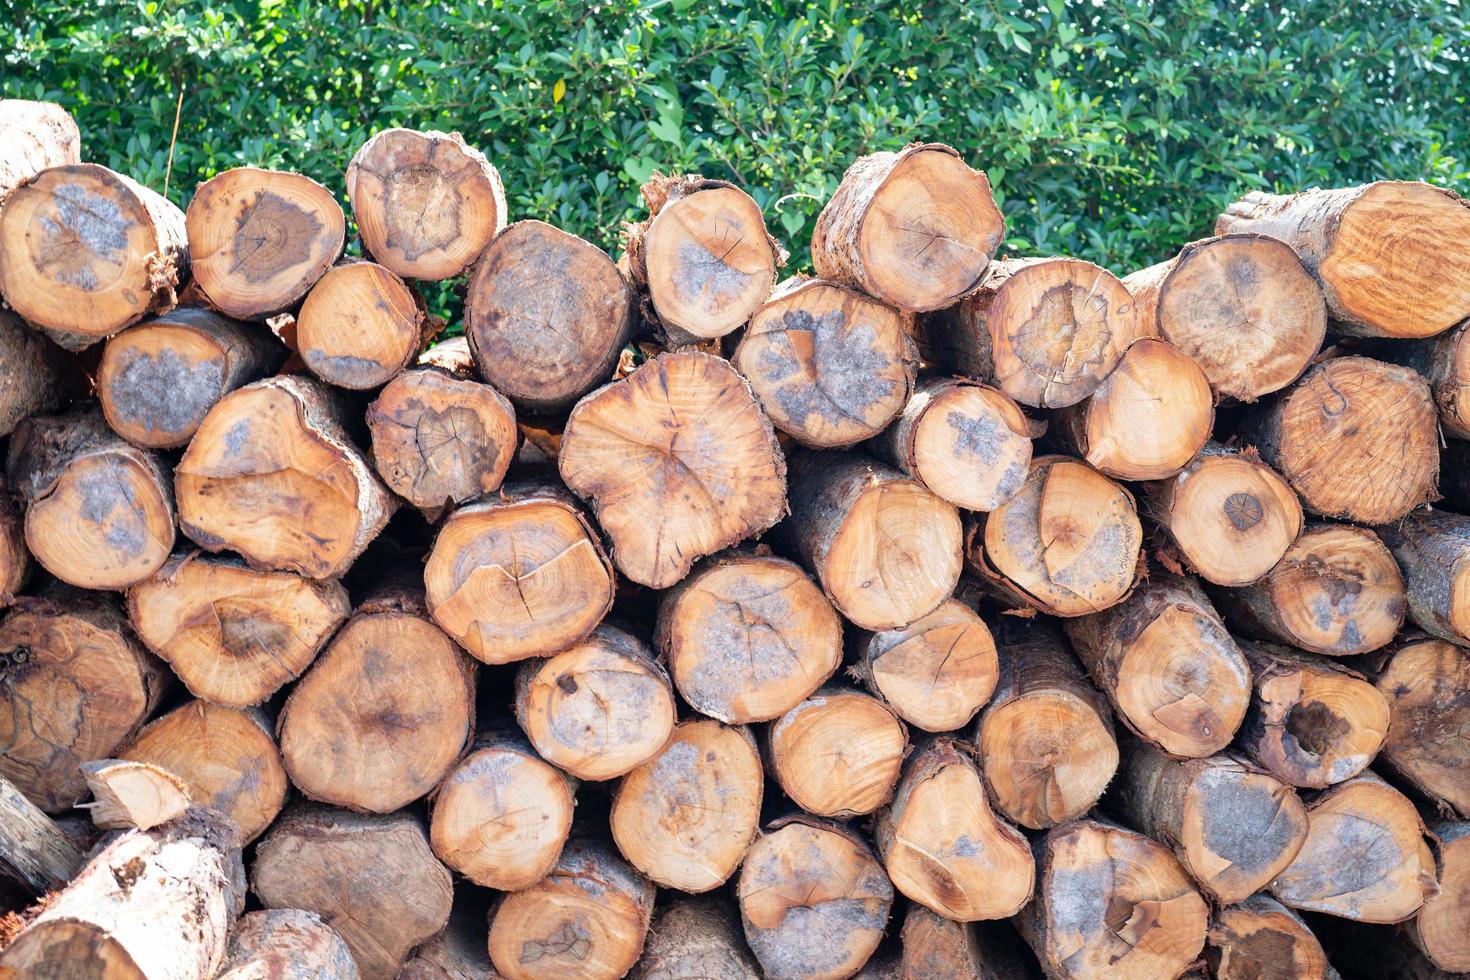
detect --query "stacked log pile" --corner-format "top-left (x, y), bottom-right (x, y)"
top-left (0, 98), bottom-right (1467, 980)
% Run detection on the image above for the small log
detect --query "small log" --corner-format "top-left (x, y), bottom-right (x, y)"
top-left (889, 906), bottom-right (1032, 980)
top-left (1361, 637), bottom-right (1470, 818)
top-left (1237, 641), bottom-right (1390, 789)
top-left (875, 738), bottom-right (1034, 921)
top-left (559, 351), bottom-right (787, 588)
top-left (80, 759), bottom-right (190, 830)
top-left (736, 816), bottom-right (894, 980)
top-left (176, 374), bottom-right (398, 578)
top-left (465, 220), bottom-right (634, 416)
top-left (0, 309), bottom-right (64, 438)
top-left (514, 624), bottom-right (676, 781)
top-left (624, 173), bottom-right (782, 338)
top-left (0, 807), bottom-right (244, 978)
top-left (971, 455), bottom-right (1143, 617)
top-left (1124, 234), bottom-right (1327, 401)
top-left (870, 376), bottom-right (1032, 512)
top-left (7, 405), bottom-right (175, 589)
top-left (0, 163), bottom-right (187, 345)
top-left (126, 552), bottom-right (350, 707)
top-left (1206, 894), bottom-right (1338, 980)
top-left (1211, 523), bottom-right (1405, 656)
top-left (1241, 355), bottom-right (1438, 524)
top-left (424, 480), bottom-right (614, 665)
top-left (346, 127), bottom-right (506, 281)
top-left (97, 307), bottom-right (285, 449)
top-left (0, 484), bottom-right (28, 604)
top-left (365, 337), bottom-right (517, 518)
top-left (297, 260), bottom-right (432, 389)
top-left (0, 772), bottom-right (83, 894)
top-left (1409, 820), bottom-right (1470, 973)
top-left (488, 837), bottom-right (655, 980)
top-left (1216, 181), bottom-right (1470, 338)
top-left (655, 552), bottom-right (842, 724)
top-left (1057, 337), bottom-right (1214, 480)
top-left (1144, 442), bottom-right (1303, 587)
top-left (1376, 509), bottom-right (1470, 647)
top-left (251, 804), bottom-right (453, 980)
top-left (812, 143), bottom-right (1004, 313)
top-left (610, 719), bottom-right (763, 892)
top-left (1367, 320), bottom-right (1470, 438)
top-left (1064, 572), bottom-right (1251, 758)
top-left (1270, 773), bottom-right (1437, 923)
top-left (428, 731), bottom-right (575, 892)
top-left (278, 582), bottom-right (475, 812)
top-left (855, 598), bottom-right (998, 733)
top-left (0, 588), bottom-right (168, 812)
top-left (766, 686), bottom-right (907, 818)
top-left (398, 891), bottom-right (500, 980)
top-left (0, 99), bottom-right (80, 202)
top-left (781, 450), bottom-right (961, 630)
top-left (186, 167), bottom-right (345, 320)
top-left (730, 277), bottom-right (917, 448)
top-left (975, 618), bottom-right (1118, 830)
top-left (629, 896), bottom-right (761, 980)
top-left (216, 908), bottom-right (359, 980)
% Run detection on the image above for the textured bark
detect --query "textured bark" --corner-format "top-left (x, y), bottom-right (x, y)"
top-left (1375, 509), bottom-right (1470, 647)
top-left (629, 896), bottom-right (761, 980)
top-left (0, 99), bottom-right (81, 203)
top-left (215, 909), bottom-right (359, 980)
top-left (766, 685), bottom-right (907, 818)
top-left (890, 906), bottom-right (1033, 980)
top-left (0, 772), bottom-right (83, 894)
top-left (398, 891), bottom-right (502, 980)
top-left (0, 485), bottom-right (28, 605)
top-left (0, 309), bottom-right (64, 438)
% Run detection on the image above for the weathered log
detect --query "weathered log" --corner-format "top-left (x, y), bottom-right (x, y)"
top-left (0, 484), bottom-right (28, 605)
top-left (80, 759), bottom-right (190, 831)
top-left (0, 309), bottom-right (64, 438)
top-left (1366, 320), bottom-right (1470, 438)
top-left (0, 772), bottom-right (83, 894)
top-left (215, 908), bottom-right (359, 980)
top-left (1360, 637), bottom-right (1470, 818)
top-left (1206, 894), bottom-right (1339, 980)
top-left (1311, 915), bottom-right (1457, 980)
top-left (766, 686), bottom-right (907, 818)
top-left (855, 598), bottom-right (998, 732)
top-left (1409, 820), bottom-right (1470, 973)
top-left (297, 259), bottom-right (433, 389)
top-left (0, 99), bottom-right (80, 203)
top-left (887, 906), bottom-right (1033, 980)
top-left (629, 896), bottom-right (762, 980)
top-left (1376, 509), bottom-right (1470, 647)
top-left (397, 891), bottom-right (501, 980)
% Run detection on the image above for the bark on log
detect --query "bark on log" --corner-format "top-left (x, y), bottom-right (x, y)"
top-left (80, 759), bottom-right (190, 831)
top-left (629, 896), bottom-right (761, 980)
top-left (0, 486), bottom-right (28, 606)
top-left (1206, 894), bottom-right (1339, 980)
top-left (0, 163), bottom-right (187, 344)
top-left (730, 277), bottom-right (917, 448)
top-left (559, 351), bottom-right (787, 588)
top-left (1408, 820), bottom-right (1470, 973)
top-left (0, 772), bottom-right (83, 894)
top-left (766, 686), bottom-right (907, 818)
top-left (1312, 915), bottom-right (1457, 980)
top-left (346, 127), bottom-right (506, 281)
top-left (398, 892), bottom-right (501, 980)
top-left (7, 405), bottom-right (175, 589)
top-left (215, 908), bottom-right (359, 980)
top-left (0, 99), bottom-right (80, 203)
top-left (855, 598), bottom-right (998, 733)
top-left (1360, 637), bottom-right (1470, 818)
top-left (186, 167), bottom-right (345, 320)
top-left (1375, 509), bottom-right (1470, 647)
top-left (297, 260), bottom-right (434, 390)
top-left (176, 375), bottom-right (398, 578)
top-left (0, 309), bottom-right (64, 438)
top-left (812, 143), bottom-right (1004, 313)
top-left (889, 906), bottom-right (1033, 980)
top-left (1241, 355), bottom-right (1438, 525)
top-left (655, 552), bottom-right (842, 724)
top-left (1216, 182), bottom-right (1470, 338)
top-left (1064, 572), bottom-right (1251, 758)
top-left (1366, 320), bottom-right (1470, 439)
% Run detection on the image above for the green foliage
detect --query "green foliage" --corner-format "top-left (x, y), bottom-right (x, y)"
top-left (4, 0), bottom-right (1468, 322)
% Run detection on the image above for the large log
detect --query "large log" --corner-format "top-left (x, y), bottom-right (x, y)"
top-left (0, 99), bottom-right (80, 203)
top-left (812, 143), bottom-right (1004, 312)
top-left (0, 309), bottom-right (64, 438)
top-left (1375, 509), bottom-right (1470, 647)
top-left (1367, 320), bottom-right (1470, 438)
top-left (1409, 820), bottom-right (1470, 973)
top-left (766, 686), bottom-right (907, 818)
top-left (1206, 894), bottom-right (1338, 980)
top-left (1361, 637), bottom-right (1470, 818)
top-left (0, 772), bottom-right (83, 894)
top-left (215, 908), bottom-right (359, 980)
top-left (629, 896), bottom-right (762, 980)
top-left (854, 598), bottom-right (998, 733)
top-left (297, 260), bottom-right (433, 390)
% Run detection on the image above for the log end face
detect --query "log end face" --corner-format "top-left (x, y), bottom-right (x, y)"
top-left (99, 326), bottom-right (229, 449)
top-left (909, 381), bottom-right (1032, 512)
top-left (978, 692), bottom-right (1118, 829)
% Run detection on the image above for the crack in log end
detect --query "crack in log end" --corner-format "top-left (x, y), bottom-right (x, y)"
top-left (36, 183), bottom-right (129, 291)
top-left (230, 191), bottom-right (324, 283)
top-left (1223, 492), bottom-right (1265, 531)
top-left (384, 164), bottom-right (461, 261)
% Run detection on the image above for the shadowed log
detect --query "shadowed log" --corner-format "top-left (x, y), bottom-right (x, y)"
top-left (1376, 509), bottom-right (1470, 647)
top-left (1206, 894), bottom-right (1339, 980)
top-left (216, 908), bottom-right (359, 980)
top-left (1408, 820), bottom-right (1470, 973)
top-left (0, 309), bottom-right (64, 438)
top-left (629, 896), bottom-right (761, 980)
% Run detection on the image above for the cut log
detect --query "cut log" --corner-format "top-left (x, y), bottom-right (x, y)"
top-left (1362, 637), bottom-right (1470, 818)
top-left (428, 731), bottom-right (575, 892)
top-left (488, 837), bottom-right (655, 980)
top-left (0, 99), bottom-right (80, 202)
top-left (890, 906), bottom-right (1032, 980)
top-left (186, 166), bottom-right (345, 320)
top-left (870, 377), bottom-right (1032, 512)
top-left (1367, 320), bottom-right (1470, 438)
top-left (1409, 820), bottom-right (1470, 973)
top-left (1056, 337), bottom-right (1215, 481)
top-left (730, 277), bottom-right (917, 448)
top-left (1443, 438), bottom-right (1470, 513)
top-left (97, 307), bottom-right (285, 449)
top-left (736, 816), bottom-right (894, 980)
top-left (365, 337), bottom-right (517, 518)
top-left (514, 624), bottom-right (676, 781)
top-left (297, 260), bottom-right (432, 389)
top-left (80, 759), bottom-right (190, 830)
top-left (1124, 234), bottom-right (1327, 401)
top-left (1064, 572), bottom-right (1251, 758)
top-left (1375, 509), bottom-right (1470, 647)
top-left (560, 351), bottom-right (786, 588)
top-left (975, 618), bottom-right (1118, 830)
top-left (176, 374), bottom-right (398, 578)
top-left (1216, 181), bottom-right (1470, 338)
top-left (656, 552), bottom-right (843, 724)
top-left (624, 173), bottom-right (782, 338)
top-left (1017, 819), bottom-right (1209, 980)
top-left (812, 143), bottom-right (1004, 313)
top-left (855, 598), bottom-right (998, 732)
top-left (398, 891), bottom-right (499, 980)
top-left (1237, 641), bottom-right (1390, 789)
top-left (6, 405), bottom-right (175, 589)
top-left (125, 552), bottom-right (351, 708)
top-left (971, 455), bottom-right (1143, 617)
top-left (0, 589), bottom-right (167, 812)
top-left (0, 807), bottom-right (244, 979)
top-left (781, 451), bottom-right (961, 630)
top-left (766, 686), bottom-right (907, 818)
top-left (0, 163), bottom-right (187, 344)
top-left (424, 480), bottom-right (614, 665)
top-left (0, 772), bottom-right (83, 894)
top-left (0, 485), bottom-right (28, 605)
top-left (1211, 523), bottom-right (1405, 656)
top-left (1311, 915), bottom-right (1453, 980)
top-left (610, 719), bottom-right (763, 892)
top-left (0, 309), bottom-right (64, 438)
top-left (1206, 894), bottom-right (1338, 980)
top-left (1144, 442), bottom-right (1303, 587)
top-left (1241, 355), bottom-right (1438, 524)
top-left (1269, 773), bottom-right (1437, 923)
top-left (465, 220), bottom-right (634, 416)
top-left (251, 804), bottom-right (453, 980)
top-left (278, 582), bottom-right (475, 812)
top-left (216, 908), bottom-right (359, 980)
top-left (629, 896), bottom-right (761, 980)
top-left (913, 295), bottom-right (997, 384)
top-left (874, 738), bottom-right (1033, 920)
top-left (346, 127), bottom-right (506, 281)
